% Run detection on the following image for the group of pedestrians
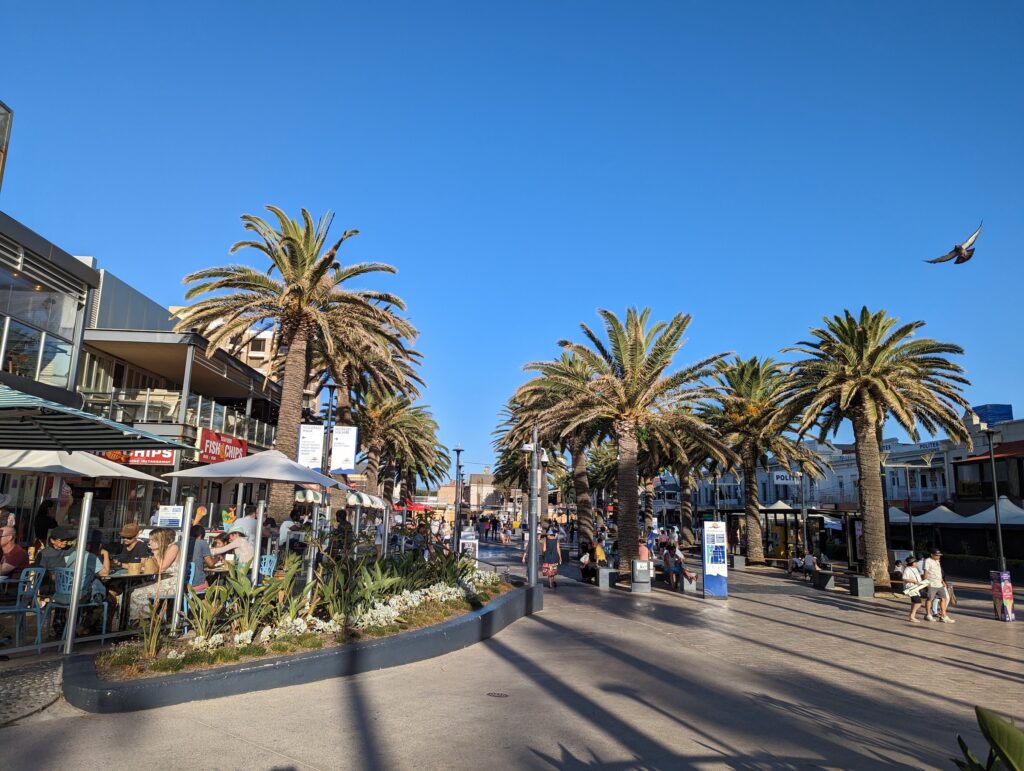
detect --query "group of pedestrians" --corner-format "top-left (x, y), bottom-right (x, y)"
top-left (897, 548), bottom-right (956, 623)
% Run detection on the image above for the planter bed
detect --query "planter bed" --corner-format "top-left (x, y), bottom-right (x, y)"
top-left (64, 583), bottom-right (543, 713)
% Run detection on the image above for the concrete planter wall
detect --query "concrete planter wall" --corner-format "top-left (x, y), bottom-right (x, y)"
top-left (64, 584), bottom-right (543, 714)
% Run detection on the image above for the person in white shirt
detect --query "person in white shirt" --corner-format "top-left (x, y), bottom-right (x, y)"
top-left (922, 548), bottom-right (953, 623)
top-left (902, 555), bottom-right (925, 622)
top-left (802, 551), bottom-right (818, 578)
top-left (234, 504), bottom-right (259, 544)
top-left (211, 523), bottom-right (255, 567)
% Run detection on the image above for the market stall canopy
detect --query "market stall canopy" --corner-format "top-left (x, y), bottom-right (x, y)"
top-left (346, 491), bottom-right (378, 507)
top-left (887, 507), bottom-right (910, 523)
top-left (0, 384), bottom-right (190, 451)
top-left (761, 500), bottom-right (794, 512)
top-left (402, 501), bottom-right (432, 513)
top-left (960, 496), bottom-right (1024, 526)
top-left (914, 505), bottom-right (964, 524)
top-left (165, 449), bottom-right (348, 488)
top-left (367, 494), bottom-right (386, 509)
top-left (0, 449), bottom-right (166, 483)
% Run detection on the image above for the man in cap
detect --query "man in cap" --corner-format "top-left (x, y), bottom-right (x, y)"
top-left (112, 522), bottom-right (152, 568)
top-left (922, 548), bottom-right (954, 623)
top-left (0, 525), bottom-right (29, 580)
top-left (210, 521), bottom-right (255, 567)
top-left (38, 526), bottom-right (76, 570)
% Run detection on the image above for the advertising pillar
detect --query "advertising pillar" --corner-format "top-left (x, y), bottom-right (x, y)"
top-left (702, 520), bottom-right (728, 598)
top-left (990, 571), bottom-right (1016, 622)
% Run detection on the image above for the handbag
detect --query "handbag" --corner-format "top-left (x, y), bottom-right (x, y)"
top-left (903, 580), bottom-right (928, 597)
top-left (579, 552), bottom-right (591, 567)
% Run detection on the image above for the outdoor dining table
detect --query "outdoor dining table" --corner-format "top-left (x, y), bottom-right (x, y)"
top-left (101, 570), bottom-right (156, 632)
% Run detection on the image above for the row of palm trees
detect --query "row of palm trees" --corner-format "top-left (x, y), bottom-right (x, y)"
top-left (173, 206), bottom-right (449, 514)
top-left (496, 306), bottom-right (971, 585)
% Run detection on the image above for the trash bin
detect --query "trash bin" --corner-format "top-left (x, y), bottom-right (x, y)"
top-left (990, 571), bottom-right (1016, 622)
top-left (631, 559), bottom-right (653, 593)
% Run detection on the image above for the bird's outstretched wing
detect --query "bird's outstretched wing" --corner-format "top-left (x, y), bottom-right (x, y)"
top-left (926, 249), bottom-right (957, 264)
top-left (961, 221), bottom-right (983, 250)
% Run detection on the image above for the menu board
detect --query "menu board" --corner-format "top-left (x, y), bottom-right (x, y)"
top-left (702, 520), bottom-right (729, 599)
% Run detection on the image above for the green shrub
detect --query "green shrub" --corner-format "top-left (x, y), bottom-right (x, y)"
top-left (954, 705), bottom-right (1024, 770)
top-left (181, 650), bottom-right (215, 666)
top-left (297, 633), bottom-right (323, 649)
top-left (237, 644), bottom-right (266, 657)
top-left (103, 644), bottom-right (143, 667)
top-left (149, 658), bottom-right (185, 673)
top-left (270, 641), bottom-right (294, 653)
top-left (214, 647), bottom-right (241, 663)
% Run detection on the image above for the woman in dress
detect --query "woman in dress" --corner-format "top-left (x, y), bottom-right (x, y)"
top-left (128, 527), bottom-right (179, 622)
top-left (541, 528), bottom-right (561, 589)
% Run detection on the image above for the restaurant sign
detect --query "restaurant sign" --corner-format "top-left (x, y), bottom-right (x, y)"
top-left (197, 428), bottom-right (247, 464)
top-left (100, 449), bottom-right (177, 466)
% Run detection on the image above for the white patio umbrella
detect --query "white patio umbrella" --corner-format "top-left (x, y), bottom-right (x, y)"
top-left (914, 505), bottom-right (965, 525)
top-left (761, 500), bottom-right (793, 511)
top-left (0, 449), bottom-right (167, 483)
top-left (346, 491), bottom-right (375, 507)
top-left (887, 506), bottom-right (910, 523)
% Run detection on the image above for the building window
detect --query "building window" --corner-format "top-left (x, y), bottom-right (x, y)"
top-left (250, 337), bottom-right (267, 353)
top-left (920, 473), bottom-right (928, 489)
top-left (37, 336), bottom-right (71, 387)
top-left (3, 320), bottom-right (41, 379)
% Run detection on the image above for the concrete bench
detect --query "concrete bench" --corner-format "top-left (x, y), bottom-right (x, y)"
top-left (811, 571), bottom-right (836, 590)
top-left (597, 567), bottom-right (618, 590)
top-left (729, 555), bottom-right (746, 570)
top-left (679, 574), bottom-right (698, 594)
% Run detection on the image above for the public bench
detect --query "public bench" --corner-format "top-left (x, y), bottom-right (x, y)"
top-left (597, 567), bottom-right (618, 589)
top-left (811, 570), bottom-right (874, 597)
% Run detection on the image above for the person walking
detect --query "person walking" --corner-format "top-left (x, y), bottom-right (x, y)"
top-left (541, 527), bottom-right (562, 589)
top-left (922, 548), bottom-right (954, 623)
top-left (902, 555), bottom-right (927, 623)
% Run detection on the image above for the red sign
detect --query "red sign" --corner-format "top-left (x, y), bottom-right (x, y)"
top-left (100, 449), bottom-right (177, 466)
top-left (198, 428), bottom-right (247, 464)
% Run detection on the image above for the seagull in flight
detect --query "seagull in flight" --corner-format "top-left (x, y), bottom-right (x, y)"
top-left (926, 222), bottom-right (983, 264)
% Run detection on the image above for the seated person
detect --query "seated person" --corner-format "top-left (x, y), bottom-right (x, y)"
top-left (112, 522), bottom-right (152, 567)
top-left (817, 551), bottom-right (831, 569)
top-left (187, 525), bottom-right (214, 591)
top-left (210, 523), bottom-right (254, 568)
top-left (788, 552), bottom-right (804, 576)
top-left (578, 539), bottom-right (598, 584)
top-left (802, 551), bottom-right (818, 577)
top-left (0, 526), bottom-right (29, 580)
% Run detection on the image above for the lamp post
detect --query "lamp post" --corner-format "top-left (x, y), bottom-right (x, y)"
top-left (454, 444), bottom-right (463, 555)
top-left (795, 468), bottom-right (808, 553)
top-left (523, 427), bottom-right (540, 587)
top-left (982, 427), bottom-right (1007, 573)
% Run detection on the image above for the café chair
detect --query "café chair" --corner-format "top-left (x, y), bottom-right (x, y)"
top-left (47, 567), bottom-right (109, 645)
top-left (0, 567), bottom-right (46, 652)
top-left (258, 554), bottom-right (278, 584)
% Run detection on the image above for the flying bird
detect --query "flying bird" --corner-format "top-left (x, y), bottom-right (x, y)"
top-left (926, 222), bottom-right (983, 264)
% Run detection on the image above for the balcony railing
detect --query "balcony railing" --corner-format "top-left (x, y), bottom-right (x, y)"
top-left (80, 389), bottom-right (276, 448)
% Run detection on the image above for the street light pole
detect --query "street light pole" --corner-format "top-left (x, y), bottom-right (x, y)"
top-left (527, 426), bottom-right (540, 587)
top-left (904, 465), bottom-right (915, 555)
top-left (454, 444), bottom-right (463, 555)
top-left (983, 428), bottom-right (1007, 573)
top-left (798, 469), bottom-right (808, 552)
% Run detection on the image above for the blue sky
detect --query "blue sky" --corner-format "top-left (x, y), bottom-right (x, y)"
top-left (2, 2), bottom-right (1022, 474)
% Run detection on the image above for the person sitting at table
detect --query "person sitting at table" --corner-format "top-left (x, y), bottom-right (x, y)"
top-left (112, 522), bottom-right (151, 568)
top-left (50, 528), bottom-right (110, 636)
top-left (210, 522), bottom-right (254, 568)
top-left (187, 525), bottom-right (214, 592)
top-left (33, 499), bottom-right (59, 543)
top-left (0, 526), bottom-right (29, 580)
top-left (234, 505), bottom-right (259, 544)
top-left (38, 527), bottom-right (74, 571)
top-left (128, 528), bottom-right (179, 623)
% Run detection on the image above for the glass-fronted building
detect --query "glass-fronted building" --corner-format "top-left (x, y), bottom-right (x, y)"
top-left (0, 211), bottom-right (99, 404)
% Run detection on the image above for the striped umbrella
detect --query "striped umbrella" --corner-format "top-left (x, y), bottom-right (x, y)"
top-left (346, 491), bottom-right (375, 507)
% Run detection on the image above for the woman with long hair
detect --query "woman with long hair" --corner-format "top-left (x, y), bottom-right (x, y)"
top-left (128, 527), bottom-right (180, 622)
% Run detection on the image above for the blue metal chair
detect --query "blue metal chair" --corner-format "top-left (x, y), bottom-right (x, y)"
top-left (47, 567), bottom-right (109, 644)
top-left (259, 553), bottom-right (277, 583)
top-left (0, 568), bottom-right (46, 652)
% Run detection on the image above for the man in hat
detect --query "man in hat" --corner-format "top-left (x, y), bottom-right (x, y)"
top-left (922, 548), bottom-right (954, 623)
top-left (38, 526), bottom-right (75, 570)
top-left (112, 522), bottom-right (151, 568)
top-left (0, 525), bottom-right (29, 580)
top-left (210, 521), bottom-right (255, 567)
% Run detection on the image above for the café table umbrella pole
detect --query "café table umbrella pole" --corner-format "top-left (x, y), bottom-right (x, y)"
top-left (63, 492), bottom-right (95, 655)
top-left (170, 497), bottom-right (195, 635)
top-left (250, 499), bottom-right (266, 583)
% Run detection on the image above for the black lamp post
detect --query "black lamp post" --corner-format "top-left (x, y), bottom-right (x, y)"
top-left (453, 444), bottom-right (463, 554)
top-left (983, 428), bottom-right (1007, 573)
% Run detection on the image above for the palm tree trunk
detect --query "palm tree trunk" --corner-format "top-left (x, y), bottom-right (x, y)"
top-left (676, 464), bottom-right (695, 547)
top-left (742, 449), bottom-right (765, 564)
top-left (642, 476), bottom-right (655, 529)
top-left (569, 438), bottom-right (594, 544)
top-left (851, 403), bottom-right (890, 586)
top-left (364, 439), bottom-right (383, 494)
top-left (382, 460), bottom-right (396, 505)
top-left (269, 326), bottom-right (309, 518)
top-left (615, 420), bottom-right (640, 574)
top-left (334, 365), bottom-right (354, 426)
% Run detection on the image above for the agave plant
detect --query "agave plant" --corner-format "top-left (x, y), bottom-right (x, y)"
top-left (184, 584), bottom-right (229, 640)
top-left (223, 562), bottom-right (277, 634)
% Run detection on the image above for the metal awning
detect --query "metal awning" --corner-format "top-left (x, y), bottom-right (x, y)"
top-left (0, 384), bottom-right (190, 451)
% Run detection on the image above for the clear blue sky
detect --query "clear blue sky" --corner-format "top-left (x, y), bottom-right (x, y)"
top-left (3, 2), bottom-right (1022, 474)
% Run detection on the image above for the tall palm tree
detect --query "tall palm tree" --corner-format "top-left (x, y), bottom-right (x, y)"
top-left (785, 307), bottom-right (971, 584)
top-left (535, 307), bottom-right (730, 571)
top-left (176, 206), bottom-right (406, 517)
top-left (705, 357), bottom-right (823, 565)
top-left (513, 353), bottom-right (604, 544)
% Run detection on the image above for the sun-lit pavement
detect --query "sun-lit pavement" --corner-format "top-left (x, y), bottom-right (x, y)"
top-left (3, 543), bottom-right (1021, 770)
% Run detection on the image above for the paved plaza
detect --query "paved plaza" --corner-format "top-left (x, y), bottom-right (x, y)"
top-left (2, 546), bottom-right (1021, 770)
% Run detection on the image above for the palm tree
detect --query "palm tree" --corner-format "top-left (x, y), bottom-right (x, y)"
top-left (354, 391), bottom-right (438, 495)
top-left (535, 308), bottom-right (730, 571)
top-left (512, 353), bottom-right (604, 544)
top-left (176, 206), bottom-right (406, 517)
top-left (785, 307), bottom-right (971, 584)
top-left (705, 357), bottom-right (824, 565)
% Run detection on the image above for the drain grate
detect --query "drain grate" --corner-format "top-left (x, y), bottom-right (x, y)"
top-left (486, 692), bottom-right (509, 698)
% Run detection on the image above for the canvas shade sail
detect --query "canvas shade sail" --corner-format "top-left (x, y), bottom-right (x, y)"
top-left (0, 384), bottom-right (189, 451)
top-left (165, 449), bottom-right (348, 488)
top-left (0, 449), bottom-right (165, 483)
top-left (913, 505), bottom-right (965, 524)
top-left (960, 496), bottom-right (1024, 525)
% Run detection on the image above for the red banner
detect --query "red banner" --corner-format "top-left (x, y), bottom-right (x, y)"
top-left (198, 428), bottom-right (247, 464)
top-left (100, 449), bottom-right (177, 466)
